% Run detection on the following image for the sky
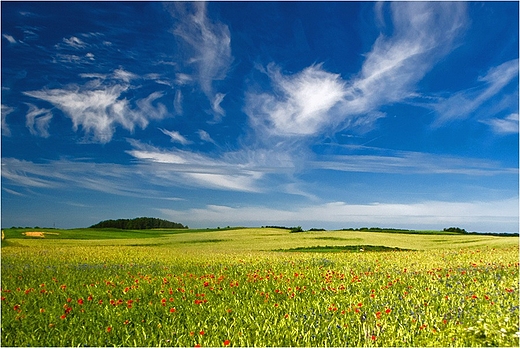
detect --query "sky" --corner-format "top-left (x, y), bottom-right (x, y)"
top-left (1, 1), bottom-right (519, 232)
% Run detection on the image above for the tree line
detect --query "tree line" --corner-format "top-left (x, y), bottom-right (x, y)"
top-left (89, 217), bottom-right (187, 230)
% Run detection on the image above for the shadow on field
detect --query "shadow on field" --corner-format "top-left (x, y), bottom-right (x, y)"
top-left (274, 245), bottom-right (414, 253)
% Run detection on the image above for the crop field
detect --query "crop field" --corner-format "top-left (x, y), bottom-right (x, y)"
top-left (1, 228), bottom-right (519, 347)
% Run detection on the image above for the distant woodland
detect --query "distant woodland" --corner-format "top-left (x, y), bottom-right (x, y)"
top-left (89, 217), bottom-right (187, 230)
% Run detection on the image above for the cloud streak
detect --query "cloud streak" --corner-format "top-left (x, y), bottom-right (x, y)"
top-left (246, 2), bottom-right (468, 142)
top-left (25, 103), bottom-right (53, 137)
top-left (23, 70), bottom-right (168, 143)
top-left (431, 59), bottom-right (519, 126)
top-left (159, 198), bottom-right (519, 233)
top-left (168, 2), bottom-right (233, 119)
top-left (480, 113), bottom-right (519, 135)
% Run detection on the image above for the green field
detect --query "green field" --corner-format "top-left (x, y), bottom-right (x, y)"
top-left (1, 227), bottom-right (519, 346)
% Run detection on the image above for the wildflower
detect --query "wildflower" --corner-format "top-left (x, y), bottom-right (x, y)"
top-left (199, 330), bottom-right (205, 335)
top-left (371, 335), bottom-right (376, 341)
top-left (385, 308), bottom-right (392, 314)
top-left (106, 326), bottom-right (112, 333)
top-left (40, 308), bottom-right (45, 313)
top-left (170, 307), bottom-right (176, 313)
top-left (194, 344), bottom-right (201, 348)
top-left (77, 298), bottom-right (84, 305)
top-left (223, 340), bottom-right (230, 346)
top-left (60, 314), bottom-right (67, 320)
top-left (376, 311), bottom-right (382, 319)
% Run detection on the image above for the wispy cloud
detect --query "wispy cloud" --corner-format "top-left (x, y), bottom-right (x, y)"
top-left (25, 103), bottom-right (53, 138)
top-left (431, 59), bottom-right (519, 126)
top-left (246, 2), bottom-right (468, 141)
top-left (2, 34), bottom-right (18, 44)
top-left (159, 128), bottom-right (191, 145)
top-left (60, 36), bottom-right (86, 49)
top-left (23, 70), bottom-right (168, 143)
top-left (168, 2), bottom-right (233, 119)
top-left (198, 129), bottom-right (217, 145)
top-left (246, 63), bottom-right (348, 137)
top-left (313, 147), bottom-right (518, 176)
top-left (1, 104), bottom-right (14, 136)
top-left (126, 140), bottom-right (268, 192)
top-left (159, 197), bottom-right (519, 232)
top-left (480, 113), bottom-right (519, 135)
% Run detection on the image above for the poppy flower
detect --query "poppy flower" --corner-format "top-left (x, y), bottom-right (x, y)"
top-left (199, 330), bottom-right (205, 335)
top-left (170, 307), bottom-right (176, 313)
top-left (223, 340), bottom-right (230, 346)
top-left (106, 326), bottom-right (112, 333)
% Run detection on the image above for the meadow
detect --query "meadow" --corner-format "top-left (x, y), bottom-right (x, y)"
top-left (1, 227), bottom-right (519, 347)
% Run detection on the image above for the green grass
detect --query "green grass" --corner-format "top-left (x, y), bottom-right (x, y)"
top-left (1, 227), bottom-right (519, 346)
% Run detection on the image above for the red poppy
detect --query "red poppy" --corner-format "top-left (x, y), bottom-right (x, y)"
top-left (106, 326), bottom-right (112, 333)
top-left (371, 335), bottom-right (376, 341)
top-left (385, 308), bottom-right (391, 314)
top-left (223, 340), bottom-right (230, 346)
top-left (199, 330), bottom-right (205, 335)
top-left (170, 307), bottom-right (176, 313)
top-left (77, 298), bottom-right (84, 305)
top-left (60, 314), bottom-right (67, 320)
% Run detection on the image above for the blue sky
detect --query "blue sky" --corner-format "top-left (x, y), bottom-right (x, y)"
top-left (1, 2), bottom-right (518, 232)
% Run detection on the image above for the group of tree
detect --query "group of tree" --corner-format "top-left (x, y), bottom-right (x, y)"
top-left (89, 217), bottom-right (187, 230)
top-left (443, 227), bottom-right (467, 233)
top-left (263, 225), bottom-right (304, 233)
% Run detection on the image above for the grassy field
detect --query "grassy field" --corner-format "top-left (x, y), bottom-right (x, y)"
top-left (1, 227), bottom-right (519, 346)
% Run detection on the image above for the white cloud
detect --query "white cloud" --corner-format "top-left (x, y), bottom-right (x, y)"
top-left (23, 70), bottom-right (168, 143)
top-left (126, 140), bottom-right (268, 192)
top-left (168, 2), bottom-right (233, 118)
top-left (246, 64), bottom-right (348, 137)
top-left (113, 68), bottom-right (137, 83)
top-left (313, 148), bottom-right (518, 176)
top-left (480, 113), bottom-right (519, 135)
top-left (159, 128), bottom-right (191, 145)
top-left (173, 90), bottom-right (183, 115)
top-left (211, 93), bottom-right (226, 119)
top-left (432, 59), bottom-right (519, 126)
top-left (3, 34), bottom-right (17, 44)
top-left (1, 104), bottom-right (14, 136)
top-left (25, 103), bottom-right (53, 137)
top-left (246, 2), bottom-right (467, 140)
top-left (160, 198), bottom-right (519, 233)
top-left (198, 129), bottom-right (216, 144)
top-left (62, 36), bottom-right (86, 49)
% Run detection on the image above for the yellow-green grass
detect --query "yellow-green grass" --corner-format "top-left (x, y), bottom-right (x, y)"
top-left (1, 228), bottom-right (519, 346)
